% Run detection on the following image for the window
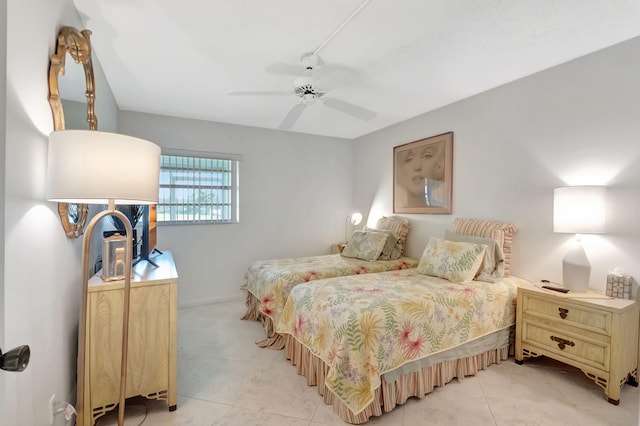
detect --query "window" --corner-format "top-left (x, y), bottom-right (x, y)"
top-left (158, 150), bottom-right (241, 224)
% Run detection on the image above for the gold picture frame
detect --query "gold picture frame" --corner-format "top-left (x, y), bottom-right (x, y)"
top-left (393, 132), bottom-right (453, 214)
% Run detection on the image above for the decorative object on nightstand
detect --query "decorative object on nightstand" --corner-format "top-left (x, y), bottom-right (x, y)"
top-left (606, 269), bottom-right (633, 300)
top-left (345, 212), bottom-right (363, 243)
top-left (101, 233), bottom-right (128, 281)
top-left (553, 186), bottom-right (607, 292)
top-left (515, 282), bottom-right (639, 405)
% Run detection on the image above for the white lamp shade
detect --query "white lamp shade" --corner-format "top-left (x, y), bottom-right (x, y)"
top-left (47, 130), bottom-right (160, 204)
top-left (553, 186), bottom-right (606, 234)
top-left (350, 212), bottom-right (363, 226)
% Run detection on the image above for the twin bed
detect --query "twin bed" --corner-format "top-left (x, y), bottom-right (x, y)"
top-left (241, 254), bottom-right (418, 348)
top-left (242, 216), bottom-right (416, 348)
top-left (242, 217), bottom-right (522, 423)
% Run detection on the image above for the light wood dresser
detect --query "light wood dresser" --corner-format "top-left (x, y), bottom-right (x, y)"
top-left (83, 251), bottom-right (178, 425)
top-left (515, 282), bottom-right (639, 405)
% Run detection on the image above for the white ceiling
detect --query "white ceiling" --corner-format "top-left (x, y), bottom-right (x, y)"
top-left (72, 0), bottom-right (640, 140)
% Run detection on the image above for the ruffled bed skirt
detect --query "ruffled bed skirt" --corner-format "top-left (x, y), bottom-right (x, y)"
top-left (282, 333), bottom-right (510, 424)
top-left (241, 291), bottom-right (284, 349)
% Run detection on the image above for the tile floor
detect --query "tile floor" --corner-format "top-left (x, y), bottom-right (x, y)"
top-left (96, 300), bottom-right (640, 426)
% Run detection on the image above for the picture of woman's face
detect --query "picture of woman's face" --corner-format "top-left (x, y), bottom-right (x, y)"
top-left (398, 148), bottom-right (427, 196)
top-left (397, 141), bottom-right (445, 195)
top-left (394, 133), bottom-right (452, 213)
top-left (422, 141), bottom-right (445, 181)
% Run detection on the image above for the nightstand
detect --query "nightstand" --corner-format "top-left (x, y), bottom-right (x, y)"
top-left (331, 243), bottom-right (347, 254)
top-left (515, 282), bottom-right (639, 405)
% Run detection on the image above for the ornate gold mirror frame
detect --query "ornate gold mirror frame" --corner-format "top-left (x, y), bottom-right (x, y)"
top-left (48, 27), bottom-right (97, 238)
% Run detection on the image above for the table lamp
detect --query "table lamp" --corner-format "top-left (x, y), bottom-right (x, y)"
top-left (553, 186), bottom-right (606, 292)
top-left (345, 212), bottom-right (363, 243)
top-left (47, 130), bottom-right (160, 426)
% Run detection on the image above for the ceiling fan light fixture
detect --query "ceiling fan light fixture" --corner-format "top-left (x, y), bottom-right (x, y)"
top-left (302, 94), bottom-right (316, 104)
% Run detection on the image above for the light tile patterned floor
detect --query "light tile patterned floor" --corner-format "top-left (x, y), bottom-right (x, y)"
top-left (96, 300), bottom-right (640, 426)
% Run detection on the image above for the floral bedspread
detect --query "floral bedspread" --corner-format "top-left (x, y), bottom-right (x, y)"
top-left (276, 269), bottom-right (528, 414)
top-left (242, 254), bottom-right (417, 328)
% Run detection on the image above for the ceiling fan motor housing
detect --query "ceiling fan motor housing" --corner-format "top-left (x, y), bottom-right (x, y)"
top-left (293, 76), bottom-right (323, 102)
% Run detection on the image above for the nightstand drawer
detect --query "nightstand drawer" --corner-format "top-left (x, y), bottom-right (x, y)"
top-left (522, 322), bottom-right (610, 371)
top-left (522, 293), bottom-right (611, 336)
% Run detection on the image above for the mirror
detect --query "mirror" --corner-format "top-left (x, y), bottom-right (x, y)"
top-left (48, 27), bottom-right (97, 238)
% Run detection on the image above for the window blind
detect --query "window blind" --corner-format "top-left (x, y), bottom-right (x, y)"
top-left (158, 150), bottom-right (240, 224)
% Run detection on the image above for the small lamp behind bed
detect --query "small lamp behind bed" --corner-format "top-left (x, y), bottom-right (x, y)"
top-left (345, 212), bottom-right (363, 243)
top-left (553, 186), bottom-right (607, 292)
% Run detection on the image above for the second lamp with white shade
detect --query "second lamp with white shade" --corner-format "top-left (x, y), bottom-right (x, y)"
top-left (47, 129), bottom-right (161, 426)
top-left (345, 212), bottom-right (363, 243)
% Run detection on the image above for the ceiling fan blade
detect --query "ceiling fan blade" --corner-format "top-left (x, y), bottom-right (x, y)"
top-left (266, 62), bottom-right (306, 76)
top-left (315, 67), bottom-right (354, 92)
top-left (321, 97), bottom-right (377, 121)
top-left (267, 61), bottom-right (334, 80)
top-left (228, 90), bottom-right (291, 96)
top-left (279, 103), bottom-right (306, 130)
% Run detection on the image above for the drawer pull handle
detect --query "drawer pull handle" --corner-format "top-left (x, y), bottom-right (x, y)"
top-left (550, 335), bottom-right (575, 351)
top-left (558, 308), bottom-right (569, 319)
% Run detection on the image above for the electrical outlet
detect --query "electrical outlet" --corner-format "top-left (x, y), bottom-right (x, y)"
top-left (49, 394), bottom-right (56, 425)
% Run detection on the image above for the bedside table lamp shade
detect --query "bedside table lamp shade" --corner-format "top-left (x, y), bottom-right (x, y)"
top-left (47, 130), bottom-right (160, 426)
top-left (345, 212), bottom-right (363, 243)
top-left (553, 186), bottom-right (606, 292)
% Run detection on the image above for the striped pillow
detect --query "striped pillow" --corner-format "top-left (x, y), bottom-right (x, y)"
top-left (376, 216), bottom-right (410, 255)
top-left (453, 218), bottom-right (518, 276)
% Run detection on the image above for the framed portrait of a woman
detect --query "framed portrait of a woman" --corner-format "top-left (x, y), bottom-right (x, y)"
top-left (393, 132), bottom-right (453, 214)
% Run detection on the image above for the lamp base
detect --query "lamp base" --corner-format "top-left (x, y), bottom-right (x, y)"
top-left (562, 242), bottom-right (591, 293)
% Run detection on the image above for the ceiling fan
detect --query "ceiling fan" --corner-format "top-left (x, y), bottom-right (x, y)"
top-left (228, 52), bottom-right (377, 130)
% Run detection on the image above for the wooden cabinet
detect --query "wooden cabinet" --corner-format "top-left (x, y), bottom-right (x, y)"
top-left (515, 282), bottom-right (638, 404)
top-left (83, 251), bottom-right (178, 425)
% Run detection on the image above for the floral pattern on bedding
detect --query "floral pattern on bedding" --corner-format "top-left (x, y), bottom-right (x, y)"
top-left (242, 254), bottom-right (418, 328)
top-left (276, 269), bottom-right (527, 414)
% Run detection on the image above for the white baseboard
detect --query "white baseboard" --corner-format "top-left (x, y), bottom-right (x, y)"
top-left (178, 294), bottom-right (244, 309)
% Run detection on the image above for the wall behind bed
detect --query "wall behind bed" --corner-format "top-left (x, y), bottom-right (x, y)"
top-left (353, 36), bottom-right (640, 296)
top-left (118, 111), bottom-right (354, 306)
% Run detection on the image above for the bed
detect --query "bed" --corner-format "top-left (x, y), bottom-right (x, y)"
top-left (242, 254), bottom-right (418, 348)
top-left (276, 218), bottom-right (522, 423)
top-left (241, 216), bottom-right (417, 349)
